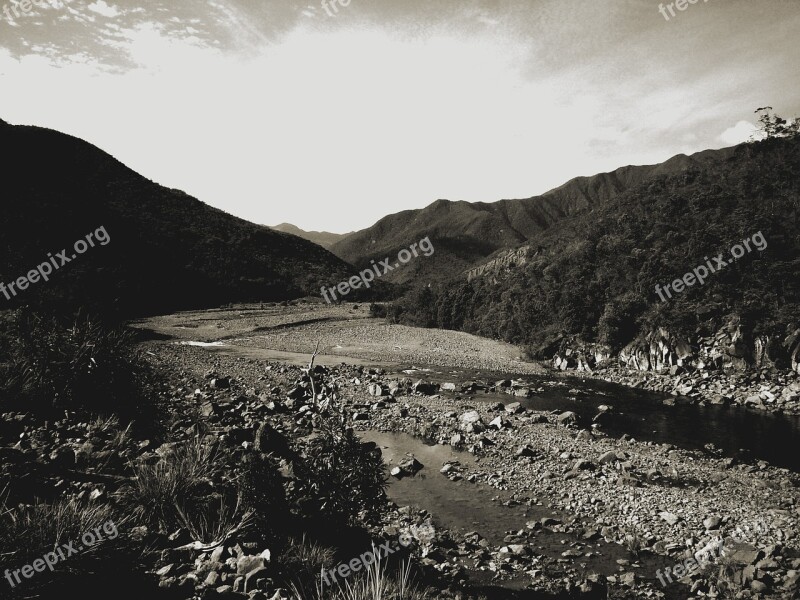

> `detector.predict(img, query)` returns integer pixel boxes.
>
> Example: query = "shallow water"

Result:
[392,364,800,472]
[361,431,683,597]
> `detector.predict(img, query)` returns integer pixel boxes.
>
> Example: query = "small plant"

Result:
[290,550,429,600]
[239,451,291,542]
[279,535,337,594]
[123,436,219,532]
[624,530,645,559]
[707,552,744,599]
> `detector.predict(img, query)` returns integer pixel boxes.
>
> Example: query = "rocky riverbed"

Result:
[565,363,800,415]
[141,335,800,600]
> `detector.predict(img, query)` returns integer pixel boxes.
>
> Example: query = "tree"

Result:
[752,107,800,140]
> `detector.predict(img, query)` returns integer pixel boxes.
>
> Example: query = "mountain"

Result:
[269,223,350,250]
[0,119,364,318]
[329,147,736,284]
[392,136,800,366]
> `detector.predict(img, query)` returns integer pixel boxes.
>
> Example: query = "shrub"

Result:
[5,310,154,422]
[294,405,387,527]
[368,303,387,319]
[239,451,291,543]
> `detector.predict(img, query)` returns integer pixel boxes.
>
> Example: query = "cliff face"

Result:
[466,247,537,282]
[553,317,800,376]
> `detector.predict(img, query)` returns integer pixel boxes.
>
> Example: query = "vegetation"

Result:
[390,135,800,357]
[294,401,388,526]
[0,309,157,423]
[0,122,362,319]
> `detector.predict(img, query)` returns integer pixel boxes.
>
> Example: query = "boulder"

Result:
[557,411,577,426]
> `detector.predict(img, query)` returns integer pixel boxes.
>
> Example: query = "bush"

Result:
[239,452,291,543]
[5,310,154,422]
[294,405,387,527]
[368,303,387,319]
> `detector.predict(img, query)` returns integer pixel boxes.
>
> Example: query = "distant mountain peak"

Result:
[269,223,352,250]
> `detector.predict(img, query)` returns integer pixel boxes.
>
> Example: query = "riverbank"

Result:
[143,335,800,599]
[555,361,800,415]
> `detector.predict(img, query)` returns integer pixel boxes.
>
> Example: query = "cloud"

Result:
[87,1,120,18]
[719,120,759,145]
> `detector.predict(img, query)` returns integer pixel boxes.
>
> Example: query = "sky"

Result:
[1,0,799,233]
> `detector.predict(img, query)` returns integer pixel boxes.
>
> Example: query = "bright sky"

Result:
[1,0,799,233]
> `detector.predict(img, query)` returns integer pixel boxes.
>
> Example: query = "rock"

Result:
[489,415,509,430]
[367,383,386,397]
[460,410,482,424]
[398,457,423,476]
[557,411,577,426]
[516,445,536,458]
[505,544,531,556]
[598,450,619,464]
[703,516,723,530]
[236,555,266,576]
[505,402,524,414]
[441,382,457,392]
[245,566,269,593]
[412,380,438,395]
[210,377,231,389]
[659,512,680,526]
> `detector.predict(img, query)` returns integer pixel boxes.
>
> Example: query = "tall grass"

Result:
[0,495,117,568]
[289,542,428,600]
[124,437,218,533]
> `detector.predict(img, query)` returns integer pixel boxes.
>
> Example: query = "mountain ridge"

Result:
[0,121,363,318]
[329,146,738,283]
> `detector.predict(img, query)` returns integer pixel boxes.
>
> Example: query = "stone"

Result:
[245,566,269,593]
[460,410,482,424]
[489,415,509,430]
[598,450,618,464]
[516,445,536,458]
[367,383,386,397]
[505,402,524,414]
[398,457,423,476]
[236,555,266,576]
[210,377,230,389]
[412,380,438,395]
[557,411,577,426]
[659,512,680,526]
